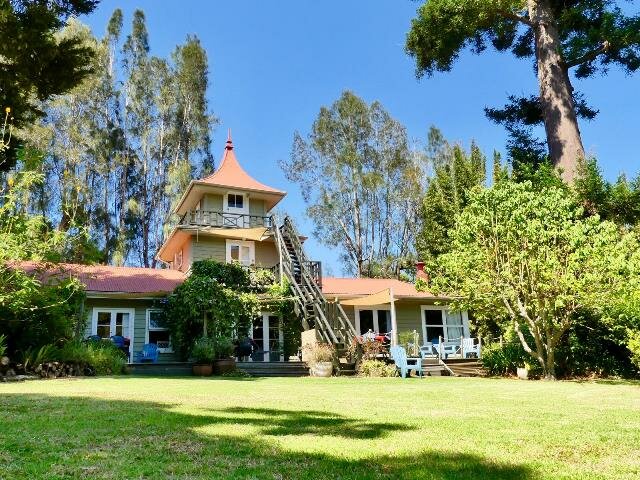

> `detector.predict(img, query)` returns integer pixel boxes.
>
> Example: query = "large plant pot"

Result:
[193,363,213,377]
[312,361,333,377]
[516,367,529,380]
[213,358,236,375]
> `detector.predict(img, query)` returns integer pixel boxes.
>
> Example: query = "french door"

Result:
[92,308,134,357]
[250,313,283,362]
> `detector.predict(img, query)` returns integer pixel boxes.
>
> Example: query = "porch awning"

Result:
[195,227,271,242]
[339,288,392,306]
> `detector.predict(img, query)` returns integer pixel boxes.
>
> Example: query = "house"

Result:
[17,133,471,365]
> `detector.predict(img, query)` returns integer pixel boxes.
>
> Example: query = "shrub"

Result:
[82,341,126,375]
[191,337,215,364]
[360,339,386,360]
[0,334,6,358]
[481,342,530,376]
[358,359,397,377]
[398,331,420,357]
[213,336,235,360]
[22,344,59,371]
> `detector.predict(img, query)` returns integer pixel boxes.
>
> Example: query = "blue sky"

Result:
[83,1,640,275]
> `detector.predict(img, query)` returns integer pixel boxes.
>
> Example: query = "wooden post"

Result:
[461,335,464,359]
[203,311,208,337]
[478,337,482,358]
[438,335,443,358]
[499,335,503,347]
[390,288,398,346]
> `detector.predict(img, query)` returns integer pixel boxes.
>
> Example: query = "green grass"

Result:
[1,376,639,479]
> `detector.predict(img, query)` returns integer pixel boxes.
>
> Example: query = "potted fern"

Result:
[212,336,236,375]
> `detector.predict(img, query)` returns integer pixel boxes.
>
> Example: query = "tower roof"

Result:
[200,131,285,195]
[173,131,286,215]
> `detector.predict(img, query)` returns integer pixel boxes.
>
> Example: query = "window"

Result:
[147,310,172,353]
[356,308,392,335]
[227,193,244,209]
[421,307,468,343]
[226,240,255,266]
[423,309,445,344]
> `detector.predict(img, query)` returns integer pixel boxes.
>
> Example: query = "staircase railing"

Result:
[271,215,356,346]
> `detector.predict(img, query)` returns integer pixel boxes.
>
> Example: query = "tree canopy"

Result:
[406,0,640,182]
[282,91,423,278]
[0,0,98,170]
[432,179,639,379]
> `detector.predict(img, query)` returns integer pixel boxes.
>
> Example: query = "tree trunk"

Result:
[528,0,585,184]
[544,345,556,380]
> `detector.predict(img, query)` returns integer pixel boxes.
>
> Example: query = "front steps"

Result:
[442,358,484,377]
[237,361,309,377]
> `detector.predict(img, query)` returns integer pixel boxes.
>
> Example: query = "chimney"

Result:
[415,261,429,282]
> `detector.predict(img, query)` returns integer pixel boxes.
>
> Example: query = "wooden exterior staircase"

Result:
[272,216,357,348]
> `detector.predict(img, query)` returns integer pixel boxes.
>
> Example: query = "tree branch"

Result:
[498,10,534,27]
[565,41,610,69]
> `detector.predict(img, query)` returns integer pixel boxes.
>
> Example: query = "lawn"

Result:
[1,376,639,479]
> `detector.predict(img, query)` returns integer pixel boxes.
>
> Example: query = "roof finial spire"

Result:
[226,128,233,150]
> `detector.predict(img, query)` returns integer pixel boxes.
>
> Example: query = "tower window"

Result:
[228,193,244,209]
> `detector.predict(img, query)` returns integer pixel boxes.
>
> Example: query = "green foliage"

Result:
[417,127,486,264]
[191,337,215,364]
[481,342,530,376]
[575,159,640,227]
[0,334,6,358]
[19,340,126,375]
[358,359,398,377]
[434,179,639,378]
[398,330,421,357]
[17,9,216,266]
[162,260,260,360]
[0,0,98,169]
[627,330,640,370]
[406,1,640,171]
[282,90,422,277]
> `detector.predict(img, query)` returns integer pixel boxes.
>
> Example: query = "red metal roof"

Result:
[321,277,437,299]
[14,262,185,295]
[200,132,286,195]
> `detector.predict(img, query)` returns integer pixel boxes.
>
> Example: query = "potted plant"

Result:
[212,336,236,375]
[305,342,335,377]
[517,361,531,380]
[191,337,215,376]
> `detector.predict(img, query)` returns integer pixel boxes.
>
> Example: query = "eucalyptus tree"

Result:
[406,1,640,182]
[282,91,422,278]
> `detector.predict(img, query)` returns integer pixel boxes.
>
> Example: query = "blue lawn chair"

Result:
[390,346,424,378]
[110,335,125,347]
[135,343,159,363]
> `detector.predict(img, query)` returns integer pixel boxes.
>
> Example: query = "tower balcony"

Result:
[179,210,273,229]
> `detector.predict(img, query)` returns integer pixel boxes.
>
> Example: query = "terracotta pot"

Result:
[516,367,529,380]
[192,363,213,377]
[312,361,333,377]
[213,358,236,375]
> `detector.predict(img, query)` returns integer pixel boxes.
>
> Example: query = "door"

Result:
[92,309,134,359]
[250,313,283,362]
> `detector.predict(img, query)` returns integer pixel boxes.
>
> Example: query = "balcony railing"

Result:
[179,210,273,229]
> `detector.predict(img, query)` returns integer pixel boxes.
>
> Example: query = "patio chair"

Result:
[110,335,125,347]
[390,346,424,378]
[419,343,436,358]
[135,343,159,363]
[462,338,481,358]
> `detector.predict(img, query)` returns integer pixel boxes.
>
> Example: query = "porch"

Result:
[179,210,273,229]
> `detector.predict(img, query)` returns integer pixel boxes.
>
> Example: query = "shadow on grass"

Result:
[0,393,539,480]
